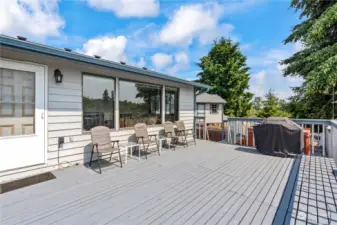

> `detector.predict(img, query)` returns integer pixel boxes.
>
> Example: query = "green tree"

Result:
[197,38,253,117]
[253,97,263,111]
[102,89,110,102]
[257,89,291,118]
[282,0,337,119]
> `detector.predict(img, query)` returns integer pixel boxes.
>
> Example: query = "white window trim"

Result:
[210,104,218,114]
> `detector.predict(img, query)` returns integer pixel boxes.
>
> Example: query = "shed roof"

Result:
[196,93,227,104]
[0,35,211,89]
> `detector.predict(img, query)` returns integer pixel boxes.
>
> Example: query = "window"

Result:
[0,68,35,136]
[165,87,179,122]
[211,104,218,113]
[119,80,161,128]
[83,75,115,131]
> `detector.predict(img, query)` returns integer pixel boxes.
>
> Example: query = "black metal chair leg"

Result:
[146,143,150,158]
[155,137,160,156]
[89,148,94,167]
[118,149,123,168]
[109,152,113,162]
[184,131,188,147]
[142,142,148,159]
[117,142,123,168]
[181,133,186,147]
[96,152,102,174]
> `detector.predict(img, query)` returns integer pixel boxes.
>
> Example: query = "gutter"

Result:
[0,35,211,89]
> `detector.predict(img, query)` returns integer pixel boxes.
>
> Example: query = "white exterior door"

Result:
[0,59,46,172]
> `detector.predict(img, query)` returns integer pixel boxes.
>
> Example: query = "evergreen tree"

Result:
[197,38,253,117]
[282,0,337,119]
[253,97,263,111]
[102,89,110,102]
[257,89,291,118]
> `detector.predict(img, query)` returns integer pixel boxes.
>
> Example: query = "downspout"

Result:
[193,86,196,136]
[221,103,225,142]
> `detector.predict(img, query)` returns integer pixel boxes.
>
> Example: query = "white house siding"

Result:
[0,53,196,183]
[203,104,223,124]
[179,87,194,130]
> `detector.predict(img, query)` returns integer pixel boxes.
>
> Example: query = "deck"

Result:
[1,140,337,225]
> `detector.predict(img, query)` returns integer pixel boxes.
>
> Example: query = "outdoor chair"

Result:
[89,126,123,174]
[175,120,196,147]
[134,123,160,159]
[163,121,179,150]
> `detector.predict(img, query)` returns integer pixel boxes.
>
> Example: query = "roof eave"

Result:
[196,101,227,104]
[0,35,211,89]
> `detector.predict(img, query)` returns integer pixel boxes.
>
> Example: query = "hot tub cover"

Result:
[253,117,303,156]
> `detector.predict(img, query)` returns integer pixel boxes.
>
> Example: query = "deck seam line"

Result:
[249,156,289,225]
[105,157,241,224]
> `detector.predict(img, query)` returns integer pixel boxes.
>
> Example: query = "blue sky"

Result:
[1,0,304,99]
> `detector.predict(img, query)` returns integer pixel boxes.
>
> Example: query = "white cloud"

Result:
[249,70,267,97]
[185,77,197,81]
[77,35,128,62]
[0,0,64,40]
[240,43,252,51]
[136,57,146,68]
[199,23,235,45]
[175,52,189,66]
[151,53,173,69]
[248,42,306,68]
[249,69,298,99]
[222,0,265,15]
[294,41,305,52]
[87,0,159,18]
[159,3,234,46]
[286,76,304,85]
[276,89,295,100]
[247,42,305,99]
[168,51,190,75]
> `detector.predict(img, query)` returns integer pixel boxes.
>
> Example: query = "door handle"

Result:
[41,112,44,119]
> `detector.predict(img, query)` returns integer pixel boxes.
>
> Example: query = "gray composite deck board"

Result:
[1,140,337,225]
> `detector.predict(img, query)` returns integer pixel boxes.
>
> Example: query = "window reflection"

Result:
[165,87,179,122]
[119,81,161,128]
[83,75,115,131]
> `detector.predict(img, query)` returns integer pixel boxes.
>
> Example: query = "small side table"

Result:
[123,142,140,162]
[158,135,174,151]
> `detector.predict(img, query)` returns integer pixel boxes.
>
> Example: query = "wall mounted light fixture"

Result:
[54,69,63,83]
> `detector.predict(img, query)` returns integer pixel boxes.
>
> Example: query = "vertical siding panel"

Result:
[179,87,194,129]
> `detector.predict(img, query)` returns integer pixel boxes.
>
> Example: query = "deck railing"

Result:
[223,118,337,162]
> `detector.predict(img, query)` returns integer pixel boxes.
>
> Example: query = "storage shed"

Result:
[196,93,227,124]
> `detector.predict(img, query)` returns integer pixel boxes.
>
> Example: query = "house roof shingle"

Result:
[196,93,227,104]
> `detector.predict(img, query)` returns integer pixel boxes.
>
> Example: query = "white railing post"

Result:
[228,121,231,144]
[240,121,243,146]
[323,124,326,157]
[234,121,237,145]
[246,122,249,146]
[311,124,315,154]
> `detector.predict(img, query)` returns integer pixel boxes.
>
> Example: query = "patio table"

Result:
[122,142,140,163]
[158,135,174,151]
